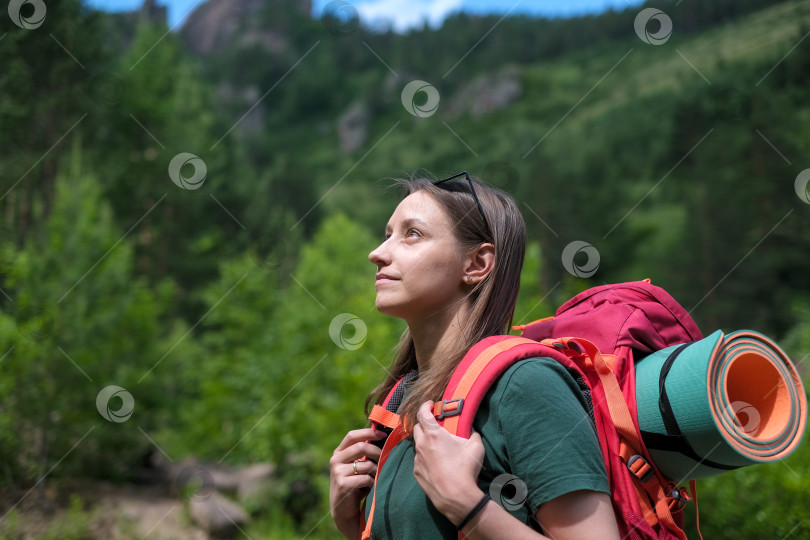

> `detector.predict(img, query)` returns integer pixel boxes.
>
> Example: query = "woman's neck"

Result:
[408,305,469,372]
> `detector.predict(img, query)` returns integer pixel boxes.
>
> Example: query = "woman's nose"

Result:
[369,239,390,267]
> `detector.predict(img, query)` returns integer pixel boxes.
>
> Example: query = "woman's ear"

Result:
[463,243,495,283]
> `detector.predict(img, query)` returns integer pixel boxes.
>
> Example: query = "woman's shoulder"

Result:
[489,356,583,396]
[473,356,609,509]
[479,356,591,420]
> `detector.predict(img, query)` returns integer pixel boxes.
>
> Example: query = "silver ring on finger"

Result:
[352,460,359,475]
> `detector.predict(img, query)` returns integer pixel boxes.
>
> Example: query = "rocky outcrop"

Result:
[188,491,250,538]
[140,0,167,25]
[337,101,371,153]
[166,458,276,500]
[130,456,276,537]
[445,65,523,118]
[179,0,312,56]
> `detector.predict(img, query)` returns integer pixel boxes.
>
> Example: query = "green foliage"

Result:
[0,495,100,540]
[0,0,110,244]
[150,213,403,536]
[3,0,810,537]
[0,508,22,539]
[246,213,403,463]
[683,438,810,538]
[162,213,403,465]
[156,250,286,461]
[513,241,552,327]
[0,159,195,483]
[90,19,225,321]
[40,495,95,540]
[782,301,810,369]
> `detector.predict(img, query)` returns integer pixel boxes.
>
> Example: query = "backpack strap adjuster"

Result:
[627,454,654,482]
[433,398,464,420]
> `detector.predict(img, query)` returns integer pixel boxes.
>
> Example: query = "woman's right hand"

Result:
[329,427,386,539]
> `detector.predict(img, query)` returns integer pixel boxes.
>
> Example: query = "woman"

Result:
[329,173,620,539]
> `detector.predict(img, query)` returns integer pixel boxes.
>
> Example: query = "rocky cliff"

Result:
[179,0,312,56]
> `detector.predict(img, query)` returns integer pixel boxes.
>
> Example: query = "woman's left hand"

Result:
[413,400,486,525]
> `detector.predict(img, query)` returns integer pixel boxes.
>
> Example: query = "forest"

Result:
[1,0,809,537]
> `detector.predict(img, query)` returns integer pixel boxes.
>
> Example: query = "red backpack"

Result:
[362,279,703,540]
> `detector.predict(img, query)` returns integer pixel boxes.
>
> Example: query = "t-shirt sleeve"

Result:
[487,357,610,515]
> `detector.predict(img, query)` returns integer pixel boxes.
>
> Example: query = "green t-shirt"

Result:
[365,357,610,538]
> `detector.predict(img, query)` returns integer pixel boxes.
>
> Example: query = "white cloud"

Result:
[354,0,464,32]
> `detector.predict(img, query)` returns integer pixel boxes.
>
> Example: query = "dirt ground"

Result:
[1,480,208,539]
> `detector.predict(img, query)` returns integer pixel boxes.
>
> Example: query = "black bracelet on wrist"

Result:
[456,493,491,531]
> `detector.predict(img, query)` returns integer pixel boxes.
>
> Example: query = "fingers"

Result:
[331,427,387,480]
[330,459,376,507]
[332,440,382,468]
[336,427,387,451]
[329,426,389,531]
[415,400,445,446]
[346,459,377,478]
[416,400,437,429]
[467,431,486,467]
[330,442,380,498]
[334,428,386,460]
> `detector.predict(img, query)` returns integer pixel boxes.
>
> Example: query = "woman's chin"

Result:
[374,298,406,318]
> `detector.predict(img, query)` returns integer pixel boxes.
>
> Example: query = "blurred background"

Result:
[1,0,809,537]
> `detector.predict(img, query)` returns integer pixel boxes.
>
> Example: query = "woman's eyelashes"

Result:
[381,228,422,242]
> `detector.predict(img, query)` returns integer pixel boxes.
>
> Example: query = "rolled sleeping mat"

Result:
[635,329,807,481]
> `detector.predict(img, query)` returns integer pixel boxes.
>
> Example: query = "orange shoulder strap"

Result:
[360,424,408,540]
[369,405,400,430]
[575,337,686,540]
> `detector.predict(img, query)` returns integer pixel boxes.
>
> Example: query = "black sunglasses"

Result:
[433,171,490,233]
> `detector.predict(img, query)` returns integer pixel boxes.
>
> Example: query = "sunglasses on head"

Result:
[433,171,490,233]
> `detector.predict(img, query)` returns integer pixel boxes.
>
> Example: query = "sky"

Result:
[86,0,644,31]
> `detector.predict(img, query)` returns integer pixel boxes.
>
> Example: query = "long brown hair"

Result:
[365,174,526,430]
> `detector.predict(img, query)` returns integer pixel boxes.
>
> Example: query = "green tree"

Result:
[0,0,109,243]
[0,152,196,487]
[166,213,401,465]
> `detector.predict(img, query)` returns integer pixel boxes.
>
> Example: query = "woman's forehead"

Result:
[387,191,451,228]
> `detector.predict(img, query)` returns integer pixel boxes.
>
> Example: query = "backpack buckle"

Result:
[434,398,464,420]
[627,454,654,482]
[666,485,690,513]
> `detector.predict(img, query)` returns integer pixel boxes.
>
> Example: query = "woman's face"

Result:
[368,190,470,322]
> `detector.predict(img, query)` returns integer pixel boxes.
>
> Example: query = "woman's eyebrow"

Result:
[385,217,429,233]
[400,217,429,229]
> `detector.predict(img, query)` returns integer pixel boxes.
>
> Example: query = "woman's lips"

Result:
[375,274,398,286]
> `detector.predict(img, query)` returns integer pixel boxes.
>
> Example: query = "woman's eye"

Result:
[380,229,420,242]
